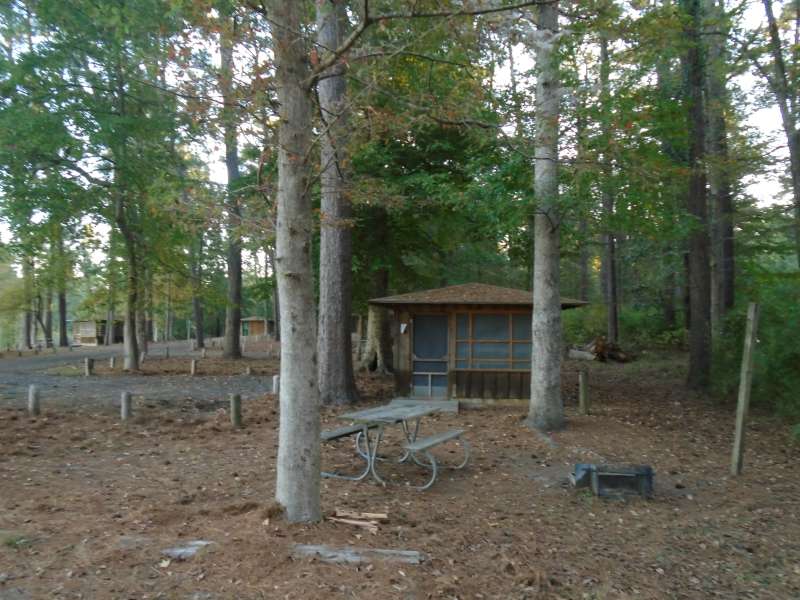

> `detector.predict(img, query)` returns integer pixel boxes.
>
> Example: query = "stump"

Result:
[190,359,198,376]
[109,356,116,369]
[272,375,280,395]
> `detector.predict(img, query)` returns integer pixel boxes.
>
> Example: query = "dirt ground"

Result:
[1,352,798,599]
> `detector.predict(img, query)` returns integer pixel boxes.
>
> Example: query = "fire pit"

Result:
[571,464,654,498]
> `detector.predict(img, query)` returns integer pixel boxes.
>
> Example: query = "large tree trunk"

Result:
[527,0,563,432]
[317,0,359,406]
[600,35,620,343]
[269,0,321,523]
[706,0,735,331]
[221,11,242,359]
[684,0,712,389]
[360,303,390,374]
[763,0,800,266]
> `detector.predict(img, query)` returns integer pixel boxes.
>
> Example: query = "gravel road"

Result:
[0,341,275,410]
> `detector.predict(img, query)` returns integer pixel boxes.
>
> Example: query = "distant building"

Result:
[240,316,275,338]
[72,319,124,346]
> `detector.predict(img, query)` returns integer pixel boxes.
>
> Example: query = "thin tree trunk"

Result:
[600,36,620,343]
[44,287,52,347]
[122,234,140,371]
[269,0,321,523]
[221,11,242,359]
[527,0,564,432]
[706,0,735,331]
[56,228,69,347]
[22,256,33,349]
[192,236,205,348]
[684,0,712,389]
[317,0,359,406]
[266,246,280,341]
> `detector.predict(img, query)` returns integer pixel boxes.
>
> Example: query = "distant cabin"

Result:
[369,283,586,402]
[72,319,124,346]
[240,316,274,338]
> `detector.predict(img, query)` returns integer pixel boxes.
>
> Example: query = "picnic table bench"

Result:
[321,401,470,490]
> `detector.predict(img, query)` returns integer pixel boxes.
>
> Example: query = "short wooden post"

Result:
[272,375,280,395]
[244,366,252,376]
[190,340,197,352]
[27,385,40,416]
[190,359,197,376]
[109,356,116,369]
[84,357,94,376]
[120,391,132,421]
[230,394,242,428]
[579,370,589,415]
[165,347,170,359]
[139,351,146,364]
[201,347,207,359]
[731,302,760,476]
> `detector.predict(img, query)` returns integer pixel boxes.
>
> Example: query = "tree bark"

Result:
[21,256,33,349]
[317,0,359,406]
[121,233,140,371]
[360,303,390,374]
[763,0,800,266]
[600,35,620,343]
[527,0,564,432]
[269,0,321,523]
[55,228,69,347]
[706,0,735,331]
[684,0,712,389]
[221,11,242,359]
[192,236,205,348]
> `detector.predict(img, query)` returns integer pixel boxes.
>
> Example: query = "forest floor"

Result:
[0,350,798,599]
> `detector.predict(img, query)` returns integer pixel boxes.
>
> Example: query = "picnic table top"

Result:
[338,402,442,424]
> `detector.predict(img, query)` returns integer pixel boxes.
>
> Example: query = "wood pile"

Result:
[568,337,633,363]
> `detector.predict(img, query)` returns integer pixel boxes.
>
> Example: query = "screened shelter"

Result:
[369,283,586,401]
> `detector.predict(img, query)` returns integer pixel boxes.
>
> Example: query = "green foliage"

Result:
[713,271,800,419]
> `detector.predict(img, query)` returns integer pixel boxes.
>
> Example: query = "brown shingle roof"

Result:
[369,283,587,309]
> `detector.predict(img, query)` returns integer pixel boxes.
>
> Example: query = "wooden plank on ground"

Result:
[293,544,426,565]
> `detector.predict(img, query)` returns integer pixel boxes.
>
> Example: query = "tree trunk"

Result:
[267,246,280,341]
[192,236,205,348]
[21,257,33,349]
[684,0,712,389]
[706,0,735,331]
[56,229,68,347]
[269,0,321,523]
[527,0,564,432]
[122,235,140,371]
[763,0,800,266]
[360,303,390,374]
[44,287,52,347]
[221,11,242,359]
[600,35,620,343]
[317,0,359,406]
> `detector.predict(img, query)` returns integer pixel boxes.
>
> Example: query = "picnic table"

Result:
[322,401,469,490]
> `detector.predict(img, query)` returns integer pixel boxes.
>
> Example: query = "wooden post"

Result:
[84,357,94,376]
[139,351,146,364]
[272,375,280,395]
[230,394,242,428]
[190,359,197,376]
[120,391,132,421]
[165,347,170,359]
[109,356,116,369]
[579,370,589,415]
[245,366,252,376]
[27,385,40,416]
[731,302,760,476]
[201,347,207,359]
